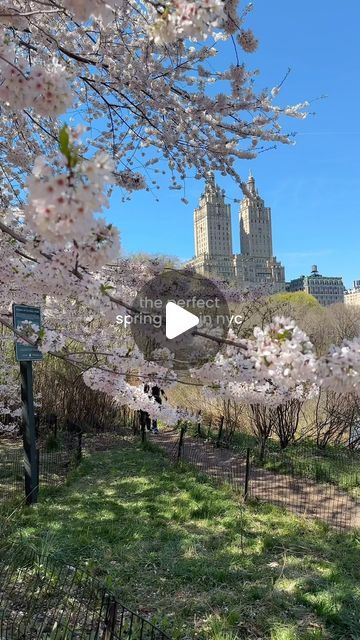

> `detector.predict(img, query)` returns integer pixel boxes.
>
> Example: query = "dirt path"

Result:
[154,429,360,531]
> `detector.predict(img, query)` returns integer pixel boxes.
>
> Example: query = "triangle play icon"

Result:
[165,302,199,340]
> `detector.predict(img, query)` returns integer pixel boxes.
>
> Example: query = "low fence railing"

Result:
[0,432,82,506]
[192,416,360,493]
[0,545,170,639]
[160,426,360,531]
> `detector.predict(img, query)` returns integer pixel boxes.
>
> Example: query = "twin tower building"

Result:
[188,173,286,292]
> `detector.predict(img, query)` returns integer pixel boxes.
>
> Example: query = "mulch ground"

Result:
[153,429,360,532]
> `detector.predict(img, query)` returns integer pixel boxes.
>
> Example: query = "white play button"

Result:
[165,302,199,340]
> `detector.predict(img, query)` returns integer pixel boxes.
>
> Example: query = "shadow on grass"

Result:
[2,442,359,640]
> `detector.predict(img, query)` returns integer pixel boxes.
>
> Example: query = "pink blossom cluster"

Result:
[38,329,67,354]
[25,146,120,267]
[61,0,116,23]
[116,170,146,192]
[0,359,21,433]
[319,339,360,393]
[4,239,360,419]
[192,318,327,409]
[250,317,317,389]
[237,29,258,53]
[82,367,194,426]
[148,0,226,45]
[0,31,72,116]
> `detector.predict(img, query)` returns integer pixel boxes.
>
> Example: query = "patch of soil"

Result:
[83,430,135,453]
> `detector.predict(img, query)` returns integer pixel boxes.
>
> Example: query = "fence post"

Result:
[216,416,224,448]
[35,412,40,439]
[102,594,117,640]
[196,410,202,437]
[36,448,40,492]
[244,448,250,502]
[177,425,186,462]
[76,431,82,464]
[20,361,38,504]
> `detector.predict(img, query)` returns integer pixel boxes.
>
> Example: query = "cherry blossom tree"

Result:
[0,1,360,434]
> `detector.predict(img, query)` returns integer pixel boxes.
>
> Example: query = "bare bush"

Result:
[271,399,302,449]
[35,357,123,432]
[247,404,274,461]
[222,399,244,443]
[305,390,360,449]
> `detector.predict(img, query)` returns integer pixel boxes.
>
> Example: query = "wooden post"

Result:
[216,415,224,448]
[244,448,250,502]
[20,361,39,504]
[177,425,186,462]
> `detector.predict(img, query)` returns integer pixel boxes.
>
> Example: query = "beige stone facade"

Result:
[192,175,235,281]
[345,281,360,306]
[188,174,285,291]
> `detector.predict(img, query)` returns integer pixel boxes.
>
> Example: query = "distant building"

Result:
[188,173,285,291]
[191,174,235,281]
[287,265,344,306]
[345,281,360,306]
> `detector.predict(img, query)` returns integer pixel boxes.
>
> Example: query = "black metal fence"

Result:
[194,416,360,493]
[0,433,82,506]
[159,427,360,531]
[256,444,360,492]
[0,545,170,639]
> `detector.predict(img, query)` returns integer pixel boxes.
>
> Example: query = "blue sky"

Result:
[105,0,360,288]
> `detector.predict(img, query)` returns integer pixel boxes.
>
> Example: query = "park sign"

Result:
[12,304,43,362]
[349,423,360,450]
[12,304,43,504]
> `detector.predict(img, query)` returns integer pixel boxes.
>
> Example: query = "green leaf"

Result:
[58,125,79,168]
[100,283,115,293]
[59,125,71,159]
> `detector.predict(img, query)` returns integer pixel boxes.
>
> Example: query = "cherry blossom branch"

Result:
[0,9,61,17]
[192,329,248,350]
[0,222,246,351]
[0,220,27,244]
[0,317,205,390]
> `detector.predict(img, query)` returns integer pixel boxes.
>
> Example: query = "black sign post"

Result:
[20,361,38,503]
[12,304,43,505]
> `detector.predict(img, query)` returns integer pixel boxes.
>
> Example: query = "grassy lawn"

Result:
[260,446,360,497]
[1,439,360,640]
[193,426,360,497]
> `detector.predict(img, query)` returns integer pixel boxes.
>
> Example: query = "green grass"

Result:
[1,441,360,640]
[193,426,360,496]
[261,447,360,497]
